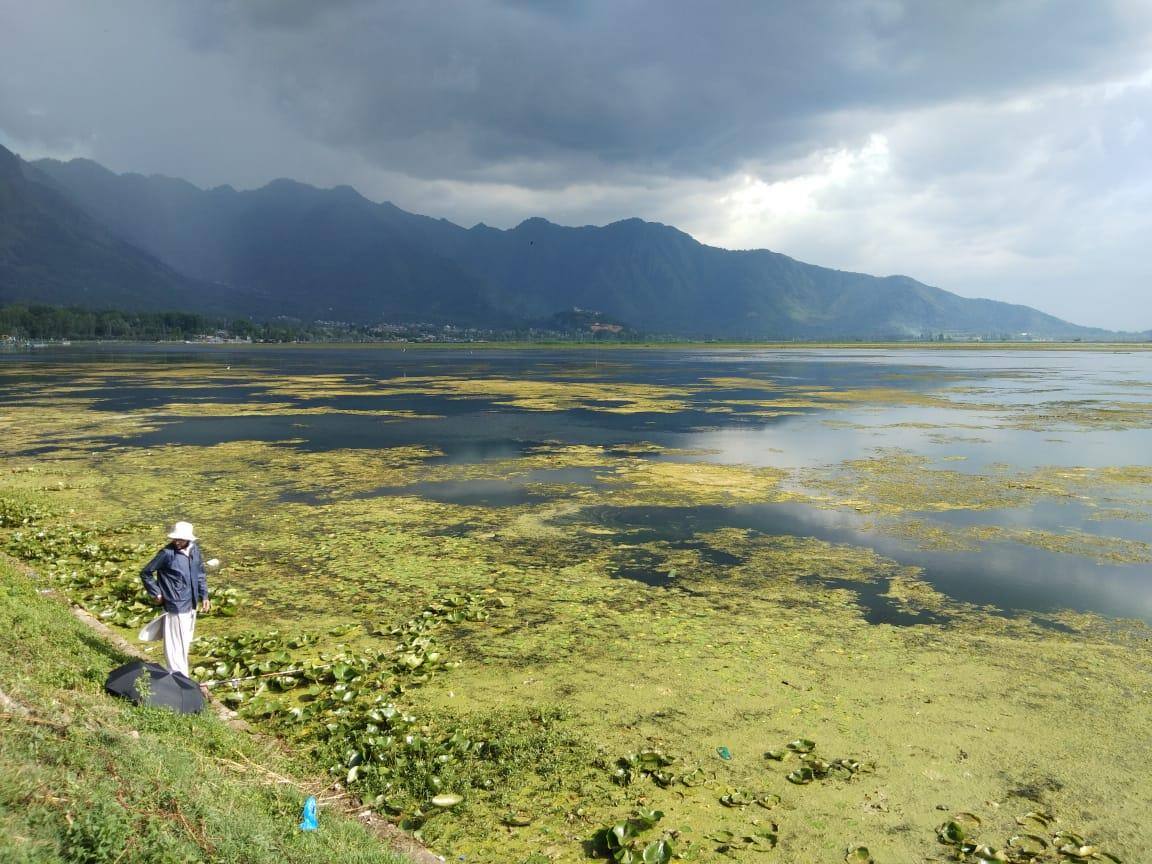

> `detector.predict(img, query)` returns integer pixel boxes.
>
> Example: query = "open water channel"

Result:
[4,343,1150,622]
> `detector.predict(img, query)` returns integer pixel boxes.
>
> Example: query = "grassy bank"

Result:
[0,555,412,864]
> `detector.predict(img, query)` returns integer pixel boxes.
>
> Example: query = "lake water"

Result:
[4,343,1151,622]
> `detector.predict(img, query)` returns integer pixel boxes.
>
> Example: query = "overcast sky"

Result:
[2,1,1152,329]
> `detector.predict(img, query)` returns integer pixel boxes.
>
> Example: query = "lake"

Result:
[4,343,1150,621]
[2,343,1150,862]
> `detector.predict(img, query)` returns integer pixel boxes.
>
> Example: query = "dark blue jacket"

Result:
[140,543,208,613]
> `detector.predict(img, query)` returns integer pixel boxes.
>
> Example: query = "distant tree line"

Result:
[0,303,651,343]
[0,304,324,342]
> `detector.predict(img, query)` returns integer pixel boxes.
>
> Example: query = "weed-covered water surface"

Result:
[1,344,1150,862]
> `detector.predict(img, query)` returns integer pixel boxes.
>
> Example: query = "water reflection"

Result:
[3,344,1150,621]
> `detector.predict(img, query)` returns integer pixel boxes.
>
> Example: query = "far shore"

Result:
[6,338,1152,352]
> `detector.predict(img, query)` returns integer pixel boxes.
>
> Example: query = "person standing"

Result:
[140,521,211,677]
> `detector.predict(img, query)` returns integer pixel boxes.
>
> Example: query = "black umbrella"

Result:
[105,661,204,714]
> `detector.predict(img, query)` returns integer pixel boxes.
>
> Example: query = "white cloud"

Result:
[705,134,892,250]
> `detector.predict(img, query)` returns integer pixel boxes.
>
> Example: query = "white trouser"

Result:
[163,610,197,677]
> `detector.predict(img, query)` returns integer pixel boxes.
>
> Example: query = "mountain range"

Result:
[0,143,1130,339]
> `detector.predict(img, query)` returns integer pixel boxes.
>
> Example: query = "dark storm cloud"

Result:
[180,0,1150,185]
[3,0,1152,328]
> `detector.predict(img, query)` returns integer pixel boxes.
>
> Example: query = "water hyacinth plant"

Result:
[935,809,1122,863]
[591,809,677,864]
[762,738,868,785]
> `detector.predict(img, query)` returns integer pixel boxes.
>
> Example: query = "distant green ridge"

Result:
[5,145,1138,339]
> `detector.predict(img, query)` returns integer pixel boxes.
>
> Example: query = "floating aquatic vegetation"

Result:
[602,460,794,507]
[706,827,779,856]
[719,789,780,810]
[0,493,52,528]
[0,510,239,627]
[186,593,603,826]
[763,739,866,786]
[935,810,1122,863]
[966,526,1152,565]
[800,450,1071,515]
[372,375,701,414]
[4,353,1152,862]
[612,749,679,787]
[591,810,677,864]
[1003,400,1152,431]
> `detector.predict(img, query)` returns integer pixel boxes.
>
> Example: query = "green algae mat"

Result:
[1,345,1150,863]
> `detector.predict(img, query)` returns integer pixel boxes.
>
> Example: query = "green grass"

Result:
[0,557,412,864]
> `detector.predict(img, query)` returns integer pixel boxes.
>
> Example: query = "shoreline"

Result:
[0,551,437,863]
[5,339,1152,352]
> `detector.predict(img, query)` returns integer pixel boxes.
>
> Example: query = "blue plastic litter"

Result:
[300,795,319,831]
[716,745,732,760]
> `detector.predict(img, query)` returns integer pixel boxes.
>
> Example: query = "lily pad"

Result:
[786,738,816,754]
[1006,833,1049,855]
[640,838,675,864]
[786,766,815,785]
[1014,810,1053,831]
[720,789,754,808]
[937,820,968,845]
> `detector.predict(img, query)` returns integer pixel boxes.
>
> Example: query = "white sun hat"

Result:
[167,521,198,541]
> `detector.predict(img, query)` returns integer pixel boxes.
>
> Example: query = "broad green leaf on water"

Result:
[430,793,463,808]
[641,838,674,864]
[1007,834,1048,854]
[786,766,814,784]
[802,756,831,775]
[1015,810,1052,830]
[830,758,863,777]
[608,823,633,848]
[636,750,674,770]
[679,767,706,787]
[953,811,982,829]
[786,738,816,753]
[845,846,873,863]
[651,770,676,788]
[937,821,966,845]
[1053,831,1087,847]
[501,811,533,827]
[763,748,788,761]
[755,793,782,809]
[748,829,778,849]
[632,809,663,830]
